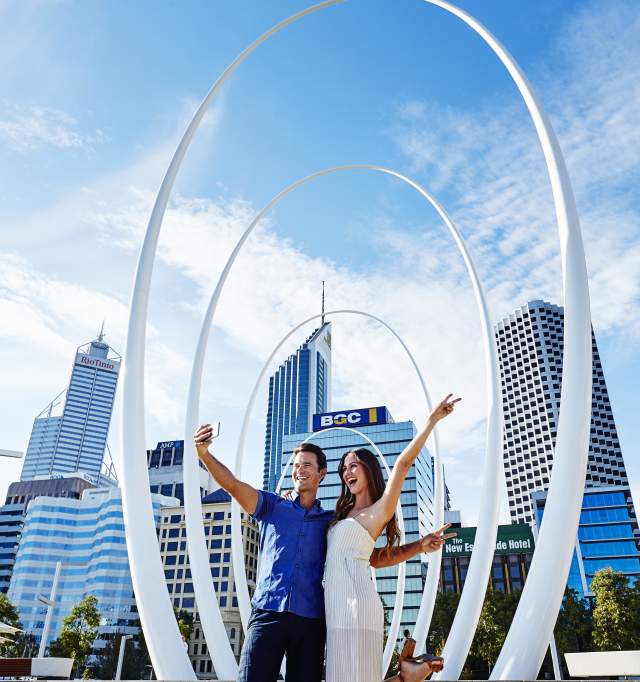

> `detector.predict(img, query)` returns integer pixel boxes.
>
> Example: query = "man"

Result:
[194,424,449,682]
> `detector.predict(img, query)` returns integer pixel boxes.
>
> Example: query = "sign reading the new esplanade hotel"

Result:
[445,524,535,558]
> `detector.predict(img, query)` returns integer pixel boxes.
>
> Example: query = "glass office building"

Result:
[0,503,23,595]
[147,439,212,504]
[21,333,121,482]
[263,322,332,491]
[0,475,98,595]
[282,407,435,633]
[533,485,640,598]
[8,487,176,653]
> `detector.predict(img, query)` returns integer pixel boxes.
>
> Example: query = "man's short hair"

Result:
[293,442,327,471]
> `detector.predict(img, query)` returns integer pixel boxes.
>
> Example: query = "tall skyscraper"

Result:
[495,300,631,525]
[263,322,332,491]
[21,332,121,482]
[281,406,435,635]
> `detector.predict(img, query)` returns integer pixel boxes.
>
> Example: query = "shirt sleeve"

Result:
[251,489,279,522]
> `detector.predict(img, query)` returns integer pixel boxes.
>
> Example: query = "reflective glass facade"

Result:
[282,419,434,634]
[263,323,332,491]
[534,486,640,598]
[8,487,175,652]
[21,338,120,482]
[0,503,22,594]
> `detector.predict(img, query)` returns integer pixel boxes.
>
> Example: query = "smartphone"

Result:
[209,422,221,440]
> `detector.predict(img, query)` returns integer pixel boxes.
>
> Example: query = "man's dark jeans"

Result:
[237,608,326,682]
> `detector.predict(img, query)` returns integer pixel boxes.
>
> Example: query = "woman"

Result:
[324,394,460,682]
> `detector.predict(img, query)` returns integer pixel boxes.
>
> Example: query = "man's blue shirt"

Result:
[251,489,334,620]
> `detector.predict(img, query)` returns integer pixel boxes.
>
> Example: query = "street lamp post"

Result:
[115,634,133,680]
[37,561,62,658]
[0,450,23,458]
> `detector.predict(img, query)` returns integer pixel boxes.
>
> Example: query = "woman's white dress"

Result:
[324,517,384,682]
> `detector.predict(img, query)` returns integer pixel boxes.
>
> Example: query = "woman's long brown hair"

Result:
[331,447,400,554]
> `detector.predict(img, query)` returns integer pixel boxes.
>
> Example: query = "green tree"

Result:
[426,590,460,656]
[555,588,593,654]
[470,590,507,675]
[174,608,194,642]
[591,568,638,650]
[0,593,23,657]
[93,631,150,680]
[48,595,100,674]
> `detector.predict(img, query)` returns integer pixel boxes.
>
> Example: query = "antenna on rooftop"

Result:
[97,320,105,343]
[321,281,325,325]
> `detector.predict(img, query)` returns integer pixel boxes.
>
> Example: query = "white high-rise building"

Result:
[495,300,630,525]
[21,332,120,482]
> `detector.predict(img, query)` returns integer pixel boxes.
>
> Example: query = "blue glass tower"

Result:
[21,333,120,482]
[281,408,435,634]
[533,486,640,598]
[263,322,332,491]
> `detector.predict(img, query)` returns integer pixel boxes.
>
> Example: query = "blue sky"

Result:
[1,0,638,524]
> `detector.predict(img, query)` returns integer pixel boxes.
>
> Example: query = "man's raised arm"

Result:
[194,424,259,515]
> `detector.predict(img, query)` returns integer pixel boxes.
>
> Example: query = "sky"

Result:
[0,0,638,525]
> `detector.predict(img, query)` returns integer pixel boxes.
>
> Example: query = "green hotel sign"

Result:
[444,524,534,558]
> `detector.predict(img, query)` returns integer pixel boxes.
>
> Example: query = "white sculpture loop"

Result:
[120,1,590,680]
[185,164,500,675]
[422,3,591,680]
[277,425,406,678]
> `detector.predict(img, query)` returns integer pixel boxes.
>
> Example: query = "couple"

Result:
[194,394,460,682]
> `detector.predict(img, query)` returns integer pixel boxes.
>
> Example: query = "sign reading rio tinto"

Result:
[312,406,390,432]
[75,353,120,373]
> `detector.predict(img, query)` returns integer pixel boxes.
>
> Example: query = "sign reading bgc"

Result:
[444,524,535,557]
[312,406,390,432]
[75,353,120,374]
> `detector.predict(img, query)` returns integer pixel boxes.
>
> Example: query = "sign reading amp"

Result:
[312,406,389,432]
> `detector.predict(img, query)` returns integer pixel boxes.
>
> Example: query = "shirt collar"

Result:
[293,493,322,512]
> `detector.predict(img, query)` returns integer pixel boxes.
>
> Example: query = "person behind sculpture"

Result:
[193,394,457,682]
[324,393,460,682]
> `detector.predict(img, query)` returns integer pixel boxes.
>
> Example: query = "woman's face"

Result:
[341,452,369,498]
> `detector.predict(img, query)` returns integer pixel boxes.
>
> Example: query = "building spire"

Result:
[321,281,325,325]
[97,320,105,343]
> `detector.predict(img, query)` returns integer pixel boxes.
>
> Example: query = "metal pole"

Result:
[550,632,564,680]
[37,561,61,658]
[115,634,132,680]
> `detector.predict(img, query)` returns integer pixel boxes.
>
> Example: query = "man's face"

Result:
[292,450,325,496]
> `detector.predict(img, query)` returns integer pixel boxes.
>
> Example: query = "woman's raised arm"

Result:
[375,394,460,527]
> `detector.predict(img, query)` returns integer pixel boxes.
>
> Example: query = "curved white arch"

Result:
[121,1,590,679]
[186,164,501,672]
[421,3,592,680]
[276,424,406,677]
[120,2,343,679]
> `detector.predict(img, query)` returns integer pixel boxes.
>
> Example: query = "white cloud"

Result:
[390,1,640,342]
[0,100,103,152]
